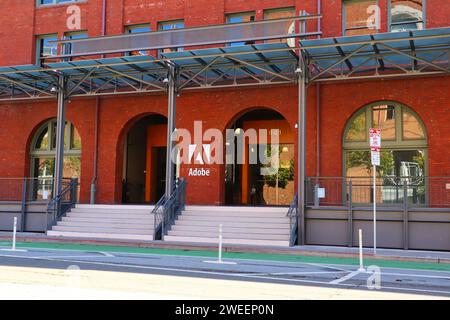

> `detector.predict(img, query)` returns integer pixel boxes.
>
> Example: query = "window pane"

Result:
[226,12,256,46]
[33,157,55,200]
[35,126,50,150]
[264,8,295,44]
[71,125,82,149]
[373,105,396,140]
[403,109,425,140]
[158,20,184,53]
[125,24,151,56]
[40,36,58,57]
[344,0,378,35]
[346,112,366,141]
[346,150,371,177]
[391,0,424,32]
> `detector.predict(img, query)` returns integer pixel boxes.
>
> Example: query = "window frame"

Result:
[157,20,185,54]
[36,33,59,65]
[388,0,426,32]
[36,0,84,7]
[124,23,152,56]
[343,101,428,175]
[342,0,380,36]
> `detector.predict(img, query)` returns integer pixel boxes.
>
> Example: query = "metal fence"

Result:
[0,178,76,202]
[306,177,450,209]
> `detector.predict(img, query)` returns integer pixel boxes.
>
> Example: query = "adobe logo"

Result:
[188,144,211,177]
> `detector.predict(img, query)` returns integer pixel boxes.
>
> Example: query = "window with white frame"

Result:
[390,0,425,32]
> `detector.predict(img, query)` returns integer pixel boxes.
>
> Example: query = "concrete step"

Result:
[183,211,286,218]
[58,220,155,228]
[185,206,287,213]
[171,225,290,235]
[167,230,288,240]
[70,209,153,215]
[67,212,153,219]
[61,216,154,224]
[75,204,155,210]
[169,220,289,229]
[52,225,154,234]
[164,235,289,247]
[177,215,289,224]
[47,230,154,241]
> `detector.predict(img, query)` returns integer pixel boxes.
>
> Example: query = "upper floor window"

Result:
[343,0,379,36]
[125,24,151,56]
[264,7,296,44]
[62,31,88,58]
[226,12,256,46]
[158,20,184,54]
[38,0,83,6]
[390,0,425,32]
[36,34,58,65]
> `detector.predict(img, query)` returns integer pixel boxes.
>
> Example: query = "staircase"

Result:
[164,206,291,247]
[47,204,155,241]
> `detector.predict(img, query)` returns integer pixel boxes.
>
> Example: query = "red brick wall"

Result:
[1,1,449,66]
[0,1,448,205]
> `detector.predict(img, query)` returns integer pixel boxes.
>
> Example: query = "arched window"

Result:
[30,120,82,200]
[343,102,427,204]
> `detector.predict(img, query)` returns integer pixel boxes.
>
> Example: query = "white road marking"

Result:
[99,252,115,257]
[0,253,449,296]
[329,271,364,285]
[238,271,343,276]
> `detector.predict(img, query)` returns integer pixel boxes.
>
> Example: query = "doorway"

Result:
[225,109,295,206]
[122,114,167,204]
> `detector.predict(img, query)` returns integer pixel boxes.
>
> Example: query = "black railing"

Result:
[46,178,79,230]
[287,193,298,247]
[305,177,450,209]
[152,178,187,240]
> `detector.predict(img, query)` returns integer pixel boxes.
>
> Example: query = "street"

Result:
[0,245,449,299]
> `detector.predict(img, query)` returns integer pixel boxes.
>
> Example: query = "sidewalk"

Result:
[0,231,449,268]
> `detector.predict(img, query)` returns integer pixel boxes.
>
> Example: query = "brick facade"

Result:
[0,0,448,205]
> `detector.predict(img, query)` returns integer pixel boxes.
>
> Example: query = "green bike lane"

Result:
[1,240,450,272]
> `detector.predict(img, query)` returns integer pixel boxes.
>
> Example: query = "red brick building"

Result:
[0,0,449,249]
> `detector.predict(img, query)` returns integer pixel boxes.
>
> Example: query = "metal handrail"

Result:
[46,178,78,230]
[152,178,187,240]
[287,193,298,247]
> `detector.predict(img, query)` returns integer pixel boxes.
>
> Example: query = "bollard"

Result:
[358,229,366,272]
[203,223,236,265]
[218,224,223,263]
[12,217,17,251]
[0,217,26,252]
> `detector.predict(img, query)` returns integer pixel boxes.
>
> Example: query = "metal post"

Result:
[373,165,377,255]
[297,53,307,246]
[218,224,223,263]
[358,229,365,272]
[20,178,27,232]
[54,75,67,201]
[403,182,409,250]
[348,179,353,247]
[12,217,17,251]
[165,64,177,198]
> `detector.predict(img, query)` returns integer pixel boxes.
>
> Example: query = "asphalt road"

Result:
[0,245,449,299]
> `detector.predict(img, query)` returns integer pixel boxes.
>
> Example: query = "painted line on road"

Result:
[1,253,449,297]
[238,271,343,276]
[329,271,363,285]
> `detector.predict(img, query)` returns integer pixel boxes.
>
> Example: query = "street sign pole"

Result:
[370,129,381,256]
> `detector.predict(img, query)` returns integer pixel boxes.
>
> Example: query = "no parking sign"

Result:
[370,129,381,166]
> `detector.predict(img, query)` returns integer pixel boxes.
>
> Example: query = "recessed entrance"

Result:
[122,114,167,204]
[225,109,295,206]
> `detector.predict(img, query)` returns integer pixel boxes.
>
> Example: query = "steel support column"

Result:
[54,75,67,198]
[297,55,307,246]
[165,64,177,198]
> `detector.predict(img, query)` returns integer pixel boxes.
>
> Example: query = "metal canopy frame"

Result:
[300,28,450,83]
